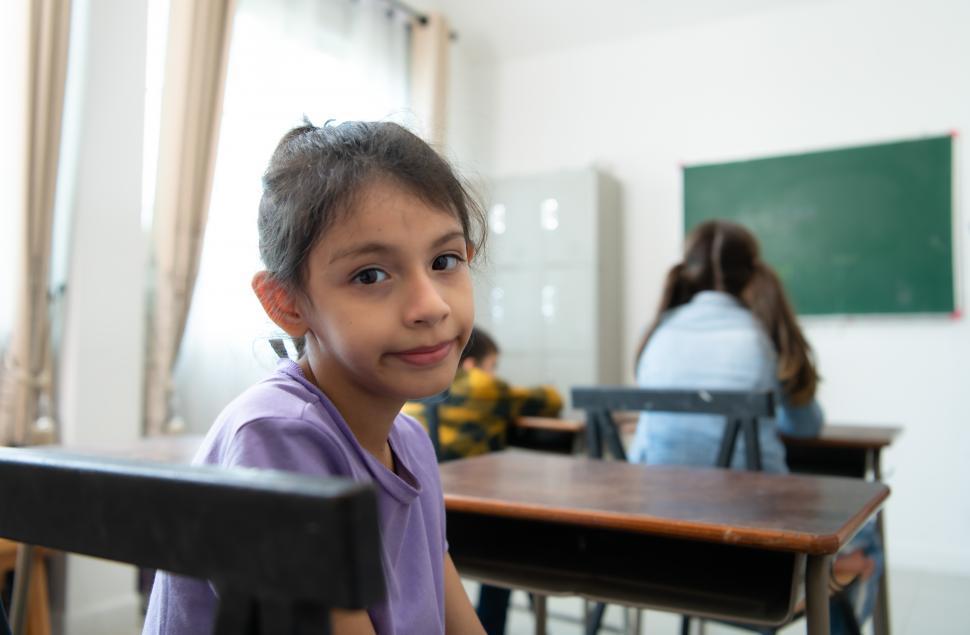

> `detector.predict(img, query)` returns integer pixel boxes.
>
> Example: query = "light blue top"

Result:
[628,291,823,472]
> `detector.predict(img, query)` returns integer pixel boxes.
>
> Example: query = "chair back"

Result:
[0,447,384,635]
[570,387,775,470]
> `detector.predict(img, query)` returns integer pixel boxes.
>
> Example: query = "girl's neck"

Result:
[298,356,400,471]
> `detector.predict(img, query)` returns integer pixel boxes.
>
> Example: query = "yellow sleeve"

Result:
[461,368,509,402]
[507,384,564,418]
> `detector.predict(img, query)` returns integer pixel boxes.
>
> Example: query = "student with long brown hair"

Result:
[628,219,822,470]
[629,219,881,634]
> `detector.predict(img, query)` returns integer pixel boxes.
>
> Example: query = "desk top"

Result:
[780,424,901,450]
[40,434,204,464]
[440,451,888,555]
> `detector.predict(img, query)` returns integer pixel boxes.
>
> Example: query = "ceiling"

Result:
[420,0,819,60]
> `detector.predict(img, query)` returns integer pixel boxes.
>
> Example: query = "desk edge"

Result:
[444,485,890,556]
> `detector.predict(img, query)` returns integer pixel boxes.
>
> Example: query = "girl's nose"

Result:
[404,273,451,327]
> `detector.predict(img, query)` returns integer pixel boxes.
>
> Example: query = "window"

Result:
[0,2,28,346]
[171,0,412,431]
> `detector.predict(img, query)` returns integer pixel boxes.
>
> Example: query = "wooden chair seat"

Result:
[0,539,51,635]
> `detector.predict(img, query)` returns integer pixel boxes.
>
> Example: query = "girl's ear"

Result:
[465,240,476,263]
[252,271,308,337]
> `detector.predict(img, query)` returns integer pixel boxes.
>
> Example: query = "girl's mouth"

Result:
[390,340,454,366]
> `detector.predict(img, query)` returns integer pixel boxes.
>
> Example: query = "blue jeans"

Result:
[832,520,884,635]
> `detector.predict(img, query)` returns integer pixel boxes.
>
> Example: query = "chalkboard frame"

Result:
[683,135,956,316]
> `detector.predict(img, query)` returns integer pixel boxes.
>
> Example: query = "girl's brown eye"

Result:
[354,268,387,285]
[432,254,460,271]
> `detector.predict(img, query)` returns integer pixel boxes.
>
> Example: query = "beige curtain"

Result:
[410,12,451,148]
[0,0,72,447]
[144,0,236,436]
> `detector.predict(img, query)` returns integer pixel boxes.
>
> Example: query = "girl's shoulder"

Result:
[395,410,436,446]
[195,360,347,473]
[217,360,327,429]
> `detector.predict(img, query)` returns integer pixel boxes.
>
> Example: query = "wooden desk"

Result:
[40,434,205,465]
[782,424,901,635]
[441,451,889,635]
[782,424,900,480]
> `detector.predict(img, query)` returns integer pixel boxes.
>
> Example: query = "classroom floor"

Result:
[469,565,970,635]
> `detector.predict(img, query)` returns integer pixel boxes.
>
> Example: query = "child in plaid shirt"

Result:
[403,327,562,462]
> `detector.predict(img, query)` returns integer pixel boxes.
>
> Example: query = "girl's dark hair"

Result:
[257,119,487,295]
[460,327,499,365]
[634,219,819,405]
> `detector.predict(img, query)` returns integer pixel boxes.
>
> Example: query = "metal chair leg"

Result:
[586,601,607,635]
[873,509,891,635]
[625,607,642,635]
[9,544,33,635]
[533,594,546,635]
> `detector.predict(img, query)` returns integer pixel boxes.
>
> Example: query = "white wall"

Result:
[455,0,970,575]
[444,40,497,188]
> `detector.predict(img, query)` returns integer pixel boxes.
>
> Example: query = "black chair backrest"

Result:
[0,448,385,635]
[570,387,775,470]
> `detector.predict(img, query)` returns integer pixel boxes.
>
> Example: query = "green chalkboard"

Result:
[684,136,954,315]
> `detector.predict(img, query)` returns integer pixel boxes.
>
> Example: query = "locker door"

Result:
[538,267,595,353]
[534,171,597,266]
[487,180,540,268]
[484,270,542,354]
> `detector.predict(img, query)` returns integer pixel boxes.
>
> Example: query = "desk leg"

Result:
[806,554,831,635]
[625,606,641,635]
[872,450,891,635]
[533,594,547,635]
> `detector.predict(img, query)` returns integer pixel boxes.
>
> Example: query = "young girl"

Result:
[629,219,881,633]
[143,121,488,635]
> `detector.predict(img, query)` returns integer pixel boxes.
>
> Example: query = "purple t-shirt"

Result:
[142,359,447,635]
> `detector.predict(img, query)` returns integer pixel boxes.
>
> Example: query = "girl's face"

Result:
[297,177,475,406]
